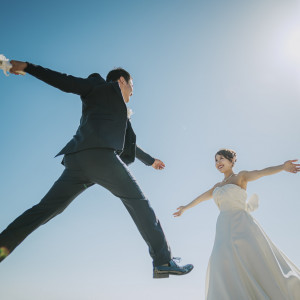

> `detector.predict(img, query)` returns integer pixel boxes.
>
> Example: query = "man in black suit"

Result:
[0,60,193,278]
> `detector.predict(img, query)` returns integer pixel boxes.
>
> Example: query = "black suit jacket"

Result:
[24,63,155,166]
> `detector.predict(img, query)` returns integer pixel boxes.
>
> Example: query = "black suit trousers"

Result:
[0,149,171,266]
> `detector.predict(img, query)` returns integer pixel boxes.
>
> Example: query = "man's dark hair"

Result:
[106,68,131,83]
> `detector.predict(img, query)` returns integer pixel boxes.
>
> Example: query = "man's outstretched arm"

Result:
[10,60,104,97]
[136,146,165,170]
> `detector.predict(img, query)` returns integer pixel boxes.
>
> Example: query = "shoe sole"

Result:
[153,266,194,279]
[153,272,170,279]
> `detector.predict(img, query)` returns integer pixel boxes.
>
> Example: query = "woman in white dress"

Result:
[174,149,300,300]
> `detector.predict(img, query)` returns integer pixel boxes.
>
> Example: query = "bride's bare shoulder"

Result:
[236,172,248,188]
[236,171,249,179]
[237,170,248,175]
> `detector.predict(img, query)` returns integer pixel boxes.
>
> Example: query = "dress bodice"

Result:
[213,184,258,212]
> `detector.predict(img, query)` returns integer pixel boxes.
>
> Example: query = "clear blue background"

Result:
[1,0,299,299]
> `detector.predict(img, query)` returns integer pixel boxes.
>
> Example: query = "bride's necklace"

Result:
[223,173,235,183]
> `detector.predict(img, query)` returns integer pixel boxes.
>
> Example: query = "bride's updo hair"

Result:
[215,149,237,166]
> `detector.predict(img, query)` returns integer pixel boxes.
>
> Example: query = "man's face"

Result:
[118,77,133,103]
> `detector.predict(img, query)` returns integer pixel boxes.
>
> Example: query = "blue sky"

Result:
[1,0,300,299]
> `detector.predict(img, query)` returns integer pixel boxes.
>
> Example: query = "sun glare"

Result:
[284,26,300,64]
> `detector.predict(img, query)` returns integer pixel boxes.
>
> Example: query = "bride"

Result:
[174,149,300,300]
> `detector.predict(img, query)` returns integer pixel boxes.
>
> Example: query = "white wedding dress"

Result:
[205,184,300,300]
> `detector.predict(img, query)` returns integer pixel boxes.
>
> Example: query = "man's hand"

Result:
[9,60,27,75]
[152,159,165,170]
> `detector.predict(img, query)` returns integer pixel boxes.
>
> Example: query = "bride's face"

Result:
[215,154,233,173]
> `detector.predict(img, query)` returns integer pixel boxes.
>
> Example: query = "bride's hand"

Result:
[283,160,300,174]
[173,206,186,217]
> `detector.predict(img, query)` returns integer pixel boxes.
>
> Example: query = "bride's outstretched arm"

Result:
[173,187,215,217]
[241,159,300,183]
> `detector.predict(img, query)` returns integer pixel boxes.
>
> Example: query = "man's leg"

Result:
[74,148,172,266]
[0,154,92,262]
[76,149,193,277]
